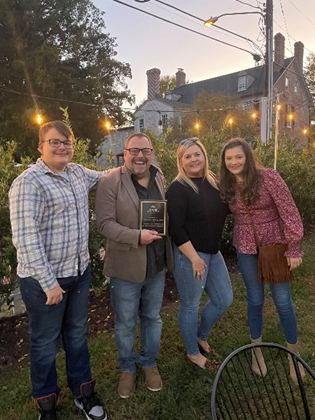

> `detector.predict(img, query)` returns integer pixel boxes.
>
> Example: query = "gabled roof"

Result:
[169,58,295,105]
[136,96,190,111]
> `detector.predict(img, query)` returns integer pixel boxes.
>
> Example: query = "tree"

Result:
[0,0,134,158]
[163,92,260,143]
[160,75,176,98]
[304,52,315,143]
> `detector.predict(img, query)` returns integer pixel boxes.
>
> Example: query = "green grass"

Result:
[1,233,315,420]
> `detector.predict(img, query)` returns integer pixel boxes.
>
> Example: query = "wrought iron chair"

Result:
[211,343,315,419]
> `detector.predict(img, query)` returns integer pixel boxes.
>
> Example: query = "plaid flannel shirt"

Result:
[9,158,108,291]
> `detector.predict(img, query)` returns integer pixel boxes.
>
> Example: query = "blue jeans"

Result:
[110,269,165,372]
[173,245,233,355]
[237,252,297,344]
[19,266,92,398]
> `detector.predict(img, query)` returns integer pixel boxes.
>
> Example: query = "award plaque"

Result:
[139,200,167,236]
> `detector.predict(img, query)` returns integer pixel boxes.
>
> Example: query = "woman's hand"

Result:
[192,256,207,280]
[287,256,302,271]
[178,241,207,280]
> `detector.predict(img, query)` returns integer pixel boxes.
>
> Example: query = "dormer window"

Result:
[238,75,247,92]
[139,118,145,133]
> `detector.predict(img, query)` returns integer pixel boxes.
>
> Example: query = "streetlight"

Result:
[204,11,262,27]
[204,3,273,144]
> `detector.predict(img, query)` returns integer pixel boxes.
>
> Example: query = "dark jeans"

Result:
[19,266,92,398]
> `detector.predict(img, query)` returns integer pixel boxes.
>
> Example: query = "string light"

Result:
[1,85,310,135]
[35,109,43,125]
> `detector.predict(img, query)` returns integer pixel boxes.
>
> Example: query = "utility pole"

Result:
[262,0,273,143]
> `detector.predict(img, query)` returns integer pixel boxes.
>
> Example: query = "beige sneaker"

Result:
[143,367,163,391]
[118,372,136,398]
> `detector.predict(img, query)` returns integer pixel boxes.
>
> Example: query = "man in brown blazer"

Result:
[95,133,172,399]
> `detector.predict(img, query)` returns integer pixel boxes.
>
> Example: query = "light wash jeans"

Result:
[173,245,233,355]
[237,252,297,344]
[110,269,165,372]
[19,266,92,398]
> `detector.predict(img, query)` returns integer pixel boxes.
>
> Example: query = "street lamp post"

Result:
[204,4,274,144]
[204,11,263,27]
[264,0,274,144]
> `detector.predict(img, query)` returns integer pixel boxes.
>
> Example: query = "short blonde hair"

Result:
[174,138,218,193]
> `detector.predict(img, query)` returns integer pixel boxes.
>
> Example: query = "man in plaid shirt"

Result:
[9,121,107,420]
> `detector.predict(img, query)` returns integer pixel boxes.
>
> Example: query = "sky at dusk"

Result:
[94,0,315,107]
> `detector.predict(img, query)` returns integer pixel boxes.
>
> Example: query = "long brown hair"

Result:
[219,138,262,205]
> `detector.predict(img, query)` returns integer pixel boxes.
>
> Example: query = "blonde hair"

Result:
[174,139,218,193]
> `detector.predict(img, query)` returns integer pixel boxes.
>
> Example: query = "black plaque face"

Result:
[139,200,167,236]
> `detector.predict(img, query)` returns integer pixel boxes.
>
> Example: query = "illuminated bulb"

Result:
[251,112,257,119]
[204,17,218,26]
[228,118,233,125]
[36,114,43,125]
[105,121,111,130]
[195,122,200,129]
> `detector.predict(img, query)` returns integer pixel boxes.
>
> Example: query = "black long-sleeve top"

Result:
[166,178,229,254]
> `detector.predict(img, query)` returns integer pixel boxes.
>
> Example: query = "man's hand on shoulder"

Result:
[140,229,162,245]
[45,283,65,305]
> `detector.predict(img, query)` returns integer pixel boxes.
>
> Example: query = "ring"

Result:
[198,272,201,275]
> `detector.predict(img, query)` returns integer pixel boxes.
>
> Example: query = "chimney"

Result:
[294,41,304,71]
[176,68,186,87]
[146,68,161,101]
[274,33,285,72]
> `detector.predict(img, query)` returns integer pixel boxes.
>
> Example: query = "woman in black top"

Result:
[166,138,233,370]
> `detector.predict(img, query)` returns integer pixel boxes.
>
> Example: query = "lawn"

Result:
[0,233,314,420]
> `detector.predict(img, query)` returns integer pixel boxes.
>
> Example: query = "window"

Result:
[285,77,289,92]
[285,104,295,128]
[139,118,145,133]
[161,114,168,131]
[237,75,247,92]
[294,82,298,95]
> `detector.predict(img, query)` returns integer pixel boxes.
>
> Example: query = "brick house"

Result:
[135,33,313,145]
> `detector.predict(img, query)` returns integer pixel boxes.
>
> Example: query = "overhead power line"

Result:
[112,0,262,60]
[152,0,264,55]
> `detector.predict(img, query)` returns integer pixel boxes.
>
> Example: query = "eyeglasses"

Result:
[42,139,75,149]
[125,148,153,156]
[179,137,199,145]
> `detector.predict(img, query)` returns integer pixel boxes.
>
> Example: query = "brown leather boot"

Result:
[251,337,267,377]
[286,342,305,385]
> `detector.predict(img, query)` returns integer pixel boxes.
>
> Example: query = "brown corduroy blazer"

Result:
[95,164,173,283]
